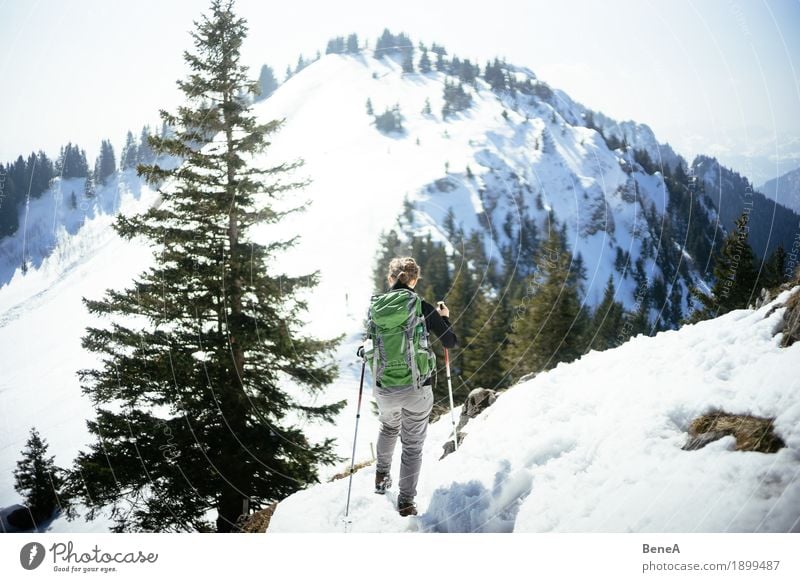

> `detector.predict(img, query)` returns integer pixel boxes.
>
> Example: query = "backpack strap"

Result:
[405,294,426,389]
[406,320,420,389]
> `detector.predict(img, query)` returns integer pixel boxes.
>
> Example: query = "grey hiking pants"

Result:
[374,383,433,500]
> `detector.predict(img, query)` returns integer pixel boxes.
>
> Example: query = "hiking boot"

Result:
[398,496,417,517]
[375,471,392,494]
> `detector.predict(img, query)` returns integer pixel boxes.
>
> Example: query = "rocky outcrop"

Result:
[779,287,800,347]
[235,502,278,533]
[759,284,800,347]
[441,388,499,459]
[682,412,785,453]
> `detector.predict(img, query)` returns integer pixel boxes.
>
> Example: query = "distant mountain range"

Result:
[760,165,800,215]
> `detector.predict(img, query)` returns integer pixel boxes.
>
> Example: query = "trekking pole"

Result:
[344,359,367,529]
[444,348,458,451]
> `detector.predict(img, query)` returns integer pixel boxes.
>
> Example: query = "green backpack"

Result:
[364,289,435,389]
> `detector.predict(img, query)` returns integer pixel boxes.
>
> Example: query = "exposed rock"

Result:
[754,287,774,309]
[762,285,800,346]
[441,388,499,459]
[6,507,36,531]
[682,411,785,453]
[236,502,278,533]
[682,430,731,451]
[460,388,499,428]
[329,459,374,482]
[440,432,466,459]
[779,287,800,347]
[434,178,457,192]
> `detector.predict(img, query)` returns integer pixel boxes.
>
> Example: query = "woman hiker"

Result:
[366,257,457,517]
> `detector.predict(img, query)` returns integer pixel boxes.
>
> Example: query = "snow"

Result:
[0,51,751,532]
[269,287,800,532]
[0,172,158,530]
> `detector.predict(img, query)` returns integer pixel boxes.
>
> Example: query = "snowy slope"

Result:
[0,172,158,531]
[269,287,800,533]
[0,51,741,531]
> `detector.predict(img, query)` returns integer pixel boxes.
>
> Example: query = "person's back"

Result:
[362,257,457,516]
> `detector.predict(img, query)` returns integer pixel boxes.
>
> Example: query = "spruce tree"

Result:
[346,33,358,53]
[73,0,344,533]
[14,428,69,522]
[462,284,508,390]
[504,225,585,380]
[137,126,155,165]
[419,48,432,73]
[34,150,55,193]
[83,172,95,198]
[402,50,414,73]
[444,257,478,397]
[0,162,20,237]
[422,97,432,116]
[588,275,624,352]
[693,212,758,319]
[94,139,116,185]
[764,243,787,288]
[121,130,139,171]
[255,64,278,101]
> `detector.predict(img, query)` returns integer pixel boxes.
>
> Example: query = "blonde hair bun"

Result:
[387,257,420,285]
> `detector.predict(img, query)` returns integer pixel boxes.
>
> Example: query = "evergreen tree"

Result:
[83,172,95,198]
[33,150,55,194]
[284,64,293,81]
[24,153,38,196]
[346,33,359,53]
[137,125,156,165]
[121,130,139,171]
[435,51,446,71]
[14,428,69,522]
[588,275,624,352]
[0,162,20,237]
[504,225,585,380]
[692,212,759,319]
[73,0,344,533]
[484,59,507,92]
[326,36,345,54]
[441,79,471,118]
[402,50,414,73]
[419,48,432,73]
[255,64,278,101]
[94,139,116,185]
[445,257,478,387]
[421,97,432,116]
[458,58,477,85]
[374,28,394,58]
[374,104,403,133]
[461,283,508,391]
[58,143,89,179]
[366,97,374,116]
[763,243,788,288]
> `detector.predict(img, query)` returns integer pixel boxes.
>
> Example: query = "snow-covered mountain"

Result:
[760,165,800,215]
[695,155,800,260]
[269,286,800,533]
[1,49,796,532]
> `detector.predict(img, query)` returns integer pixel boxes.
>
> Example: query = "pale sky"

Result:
[1,0,798,182]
